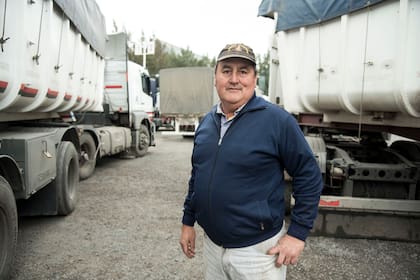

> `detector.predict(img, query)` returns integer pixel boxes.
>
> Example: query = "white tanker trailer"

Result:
[259,0,420,241]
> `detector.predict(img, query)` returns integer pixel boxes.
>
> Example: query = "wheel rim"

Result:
[80,142,93,164]
[139,131,149,149]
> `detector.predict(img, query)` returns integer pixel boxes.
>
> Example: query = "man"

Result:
[180,43,323,279]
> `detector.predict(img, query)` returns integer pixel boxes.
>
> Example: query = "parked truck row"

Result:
[0,0,155,278]
[259,0,420,241]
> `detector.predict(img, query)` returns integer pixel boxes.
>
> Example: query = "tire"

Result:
[0,176,17,280]
[53,141,79,216]
[132,124,150,157]
[79,132,96,180]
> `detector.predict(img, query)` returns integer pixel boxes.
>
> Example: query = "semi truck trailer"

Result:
[158,67,218,136]
[0,0,155,278]
[259,0,420,241]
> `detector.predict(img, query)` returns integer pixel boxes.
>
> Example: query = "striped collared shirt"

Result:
[216,102,246,141]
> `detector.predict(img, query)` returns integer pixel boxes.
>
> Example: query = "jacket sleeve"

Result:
[181,111,214,227]
[182,155,197,227]
[281,115,323,241]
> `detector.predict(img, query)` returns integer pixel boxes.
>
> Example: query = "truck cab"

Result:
[104,60,154,117]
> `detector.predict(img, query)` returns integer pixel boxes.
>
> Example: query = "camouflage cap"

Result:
[217,43,256,64]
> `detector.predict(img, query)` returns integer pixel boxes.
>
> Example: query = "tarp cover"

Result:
[258,0,388,31]
[54,0,107,57]
[159,67,217,115]
[105,33,128,61]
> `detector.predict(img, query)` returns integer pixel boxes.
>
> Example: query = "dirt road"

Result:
[10,133,420,279]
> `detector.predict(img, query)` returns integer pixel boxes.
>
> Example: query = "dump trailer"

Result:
[0,1,154,278]
[158,67,218,136]
[259,0,420,241]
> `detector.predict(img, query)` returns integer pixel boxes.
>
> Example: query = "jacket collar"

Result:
[210,92,268,127]
[211,92,267,116]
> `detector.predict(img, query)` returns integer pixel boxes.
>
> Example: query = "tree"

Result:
[140,39,215,76]
[256,51,270,95]
[140,40,169,75]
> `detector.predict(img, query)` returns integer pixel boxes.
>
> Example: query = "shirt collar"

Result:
[216,102,246,121]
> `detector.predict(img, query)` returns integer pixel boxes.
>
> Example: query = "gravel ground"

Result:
[10,132,420,280]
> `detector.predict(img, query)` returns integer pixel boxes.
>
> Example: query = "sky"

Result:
[94,0,275,59]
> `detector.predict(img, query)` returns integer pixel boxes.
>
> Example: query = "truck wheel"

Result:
[54,141,79,215]
[0,176,17,279]
[133,124,150,157]
[79,133,96,180]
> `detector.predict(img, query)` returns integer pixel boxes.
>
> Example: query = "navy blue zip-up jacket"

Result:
[182,94,323,248]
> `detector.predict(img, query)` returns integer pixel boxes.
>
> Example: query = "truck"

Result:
[0,0,155,277]
[258,0,420,241]
[77,31,155,179]
[157,67,218,136]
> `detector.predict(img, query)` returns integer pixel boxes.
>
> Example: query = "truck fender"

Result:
[131,111,149,130]
[131,111,155,147]
[0,155,24,198]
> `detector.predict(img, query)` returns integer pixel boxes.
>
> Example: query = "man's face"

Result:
[215,58,257,109]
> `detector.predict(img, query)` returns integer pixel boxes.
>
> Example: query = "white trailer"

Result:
[158,67,218,136]
[259,0,420,241]
[0,1,154,277]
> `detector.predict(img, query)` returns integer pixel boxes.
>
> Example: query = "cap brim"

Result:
[217,54,256,64]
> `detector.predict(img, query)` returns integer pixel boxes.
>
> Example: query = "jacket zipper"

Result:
[207,117,222,232]
[207,101,266,237]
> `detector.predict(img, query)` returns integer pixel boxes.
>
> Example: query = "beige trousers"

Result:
[204,225,287,280]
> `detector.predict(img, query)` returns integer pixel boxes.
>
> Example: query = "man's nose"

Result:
[229,72,239,83]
